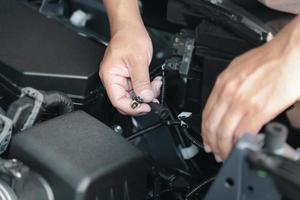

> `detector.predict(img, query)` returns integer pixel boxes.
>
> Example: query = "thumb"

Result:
[129,58,154,103]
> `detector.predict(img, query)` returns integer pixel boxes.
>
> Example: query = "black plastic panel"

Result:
[9,111,146,200]
[0,0,105,105]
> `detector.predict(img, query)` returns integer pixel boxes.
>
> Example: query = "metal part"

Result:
[164,31,195,83]
[0,115,13,154]
[20,87,44,131]
[131,96,143,110]
[205,122,300,200]
[112,125,123,135]
[264,122,288,154]
[0,159,27,179]
[263,122,299,161]
[0,159,54,200]
[205,134,281,200]
[0,180,17,200]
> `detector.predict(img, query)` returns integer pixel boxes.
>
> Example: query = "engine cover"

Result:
[9,111,147,200]
[0,0,105,107]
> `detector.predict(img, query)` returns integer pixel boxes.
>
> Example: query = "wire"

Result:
[127,120,182,141]
[181,126,204,149]
[166,168,194,178]
[185,177,215,200]
[160,64,166,105]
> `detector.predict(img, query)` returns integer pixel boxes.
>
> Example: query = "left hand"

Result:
[201,16,300,161]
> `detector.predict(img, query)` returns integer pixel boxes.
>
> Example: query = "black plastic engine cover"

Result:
[0,0,105,106]
[9,111,146,200]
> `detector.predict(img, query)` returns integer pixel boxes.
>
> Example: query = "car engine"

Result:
[0,0,299,200]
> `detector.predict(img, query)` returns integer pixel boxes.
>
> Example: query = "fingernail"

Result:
[140,90,154,102]
[154,76,162,81]
[204,144,212,153]
[215,155,223,163]
[154,81,162,92]
[152,99,160,104]
[144,105,151,113]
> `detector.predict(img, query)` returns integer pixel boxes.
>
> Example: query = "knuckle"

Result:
[222,79,238,97]
[230,57,241,66]
[249,98,263,111]
[215,74,225,86]
[99,69,104,80]
[217,130,232,140]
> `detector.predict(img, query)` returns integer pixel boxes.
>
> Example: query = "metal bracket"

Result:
[204,134,281,200]
[0,115,13,154]
[20,87,44,131]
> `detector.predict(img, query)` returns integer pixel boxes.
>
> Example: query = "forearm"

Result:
[287,15,300,52]
[273,15,300,56]
[103,0,144,35]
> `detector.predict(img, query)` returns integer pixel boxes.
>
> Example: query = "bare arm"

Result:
[100,0,161,115]
[103,0,143,35]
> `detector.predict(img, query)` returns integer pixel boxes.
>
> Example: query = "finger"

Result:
[201,77,226,150]
[127,76,162,100]
[128,57,154,103]
[202,81,236,154]
[117,98,151,116]
[204,100,230,156]
[216,104,245,160]
[201,88,220,151]
[233,112,265,144]
[151,76,162,98]
[102,64,151,115]
[107,81,151,115]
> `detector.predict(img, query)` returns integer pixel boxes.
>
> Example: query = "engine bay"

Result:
[0,0,300,200]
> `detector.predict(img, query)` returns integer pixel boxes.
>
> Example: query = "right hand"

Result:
[99,24,162,115]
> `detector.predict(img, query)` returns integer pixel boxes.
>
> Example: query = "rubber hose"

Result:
[43,91,74,114]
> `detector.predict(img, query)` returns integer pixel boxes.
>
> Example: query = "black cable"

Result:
[167,106,188,148]
[127,120,182,141]
[127,122,164,141]
[166,168,193,178]
[167,107,203,173]
[150,64,163,78]
[181,126,204,149]
[160,64,166,105]
[185,177,215,200]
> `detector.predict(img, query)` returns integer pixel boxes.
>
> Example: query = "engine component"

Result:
[131,96,143,110]
[0,114,13,154]
[167,0,274,45]
[0,0,105,109]
[204,123,300,200]
[149,103,170,120]
[9,111,147,200]
[42,90,74,114]
[19,87,44,131]
[7,87,74,132]
[0,158,54,200]
[70,10,92,28]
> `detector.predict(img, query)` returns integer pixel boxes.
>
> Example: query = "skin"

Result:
[202,15,300,162]
[100,0,161,115]
[101,0,300,162]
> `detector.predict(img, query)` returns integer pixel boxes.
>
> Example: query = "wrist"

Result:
[104,0,144,36]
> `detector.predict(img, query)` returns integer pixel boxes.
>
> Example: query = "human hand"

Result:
[202,16,300,161]
[99,24,162,115]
